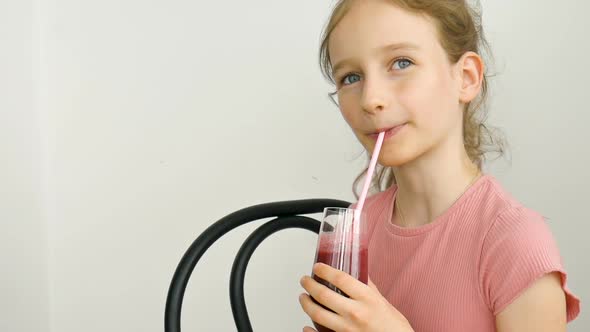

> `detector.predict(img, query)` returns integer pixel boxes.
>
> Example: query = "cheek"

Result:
[339,105,363,130]
[339,106,375,150]
[400,71,459,128]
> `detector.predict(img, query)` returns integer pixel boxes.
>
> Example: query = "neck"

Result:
[392,140,481,228]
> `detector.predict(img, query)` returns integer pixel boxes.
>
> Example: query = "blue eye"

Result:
[338,59,413,86]
[341,73,361,85]
[393,58,413,70]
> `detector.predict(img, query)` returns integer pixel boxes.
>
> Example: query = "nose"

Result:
[360,75,390,115]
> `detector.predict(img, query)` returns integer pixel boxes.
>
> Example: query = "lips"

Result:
[368,124,406,140]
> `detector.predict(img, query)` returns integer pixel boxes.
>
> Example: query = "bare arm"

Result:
[496,272,566,332]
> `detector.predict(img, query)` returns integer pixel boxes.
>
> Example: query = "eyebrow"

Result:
[331,42,421,75]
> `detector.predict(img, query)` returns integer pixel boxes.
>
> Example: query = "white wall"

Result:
[0,1,50,331]
[42,1,360,331]
[5,0,588,331]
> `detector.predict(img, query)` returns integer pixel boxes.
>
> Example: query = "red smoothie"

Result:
[310,245,368,332]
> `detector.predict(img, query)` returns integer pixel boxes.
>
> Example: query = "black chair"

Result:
[165,198,351,332]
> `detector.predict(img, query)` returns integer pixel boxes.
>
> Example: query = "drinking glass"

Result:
[310,207,368,332]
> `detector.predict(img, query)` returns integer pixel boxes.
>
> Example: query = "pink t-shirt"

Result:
[360,174,580,331]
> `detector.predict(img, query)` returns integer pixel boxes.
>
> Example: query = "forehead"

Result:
[328,0,441,61]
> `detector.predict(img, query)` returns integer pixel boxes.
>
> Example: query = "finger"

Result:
[312,263,369,300]
[300,275,353,315]
[368,277,379,291]
[303,327,317,332]
[299,293,347,332]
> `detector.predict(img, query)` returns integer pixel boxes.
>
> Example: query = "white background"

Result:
[1,0,587,331]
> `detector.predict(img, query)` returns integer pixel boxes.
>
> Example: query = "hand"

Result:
[299,263,414,332]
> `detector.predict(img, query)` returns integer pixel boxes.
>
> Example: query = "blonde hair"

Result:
[319,0,506,198]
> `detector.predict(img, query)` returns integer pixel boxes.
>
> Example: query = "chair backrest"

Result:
[164,198,351,332]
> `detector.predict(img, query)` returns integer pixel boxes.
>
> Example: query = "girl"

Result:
[298,0,580,331]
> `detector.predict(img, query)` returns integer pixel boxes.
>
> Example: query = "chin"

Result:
[359,137,423,168]
[378,153,417,168]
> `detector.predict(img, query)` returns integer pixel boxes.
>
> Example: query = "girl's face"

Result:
[329,0,470,167]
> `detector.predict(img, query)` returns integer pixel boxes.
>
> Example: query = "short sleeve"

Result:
[479,206,580,322]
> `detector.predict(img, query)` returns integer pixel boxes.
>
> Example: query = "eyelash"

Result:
[338,57,414,86]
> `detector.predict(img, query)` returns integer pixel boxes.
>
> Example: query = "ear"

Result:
[457,51,484,104]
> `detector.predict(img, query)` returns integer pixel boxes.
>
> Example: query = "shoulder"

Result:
[475,175,551,247]
[463,175,543,238]
[474,177,580,322]
[474,175,557,276]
